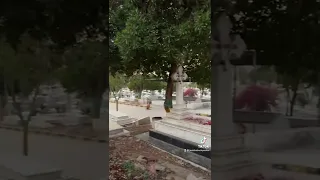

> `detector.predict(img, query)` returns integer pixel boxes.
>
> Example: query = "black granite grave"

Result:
[148,129,211,169]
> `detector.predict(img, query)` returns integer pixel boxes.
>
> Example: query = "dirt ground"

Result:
[109,135,211,180]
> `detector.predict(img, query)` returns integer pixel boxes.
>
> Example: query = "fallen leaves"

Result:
[109,135,211,180]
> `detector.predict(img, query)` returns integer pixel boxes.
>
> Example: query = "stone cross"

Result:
[211,13,254,136]
[211,12,260,180]
[171,66,188,107]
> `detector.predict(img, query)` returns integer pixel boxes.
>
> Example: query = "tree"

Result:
[109,73,126,111]
[231,0,320,115]
[0,0,108,49]
[248,66,278,85]
[127,74,166,98]
[0,35,54,156]
[187,82,197,88]
[57,41,108,119]
[187,60,211,96]
[114,0,210,112]
[277,71,315,116]
[109,0,128,75]
[232,0,320,89]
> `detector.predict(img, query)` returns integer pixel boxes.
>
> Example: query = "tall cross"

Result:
[212,13,247,71]
[172,66,188,83]
[171,66,188,106]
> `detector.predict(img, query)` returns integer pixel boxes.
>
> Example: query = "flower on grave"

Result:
[234,85,278,112]
[183,88,197,97]
[184,116,211,125]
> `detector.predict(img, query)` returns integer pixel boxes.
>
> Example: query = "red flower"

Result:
[184,88,197,97]
[235,85,278,111]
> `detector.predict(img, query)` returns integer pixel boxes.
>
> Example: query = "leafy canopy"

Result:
[109,73,127,98]
[127,74,166,93]
[114,0,210,81]
[57,41,108,97]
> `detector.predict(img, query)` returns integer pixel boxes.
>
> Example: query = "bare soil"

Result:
[109,135,211,180]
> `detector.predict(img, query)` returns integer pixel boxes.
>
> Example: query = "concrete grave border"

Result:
[0,125,107,143]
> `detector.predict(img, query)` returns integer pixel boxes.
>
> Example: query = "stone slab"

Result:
[187,102,211,110]
[0,153,62,180]
[153,119,211,147]
[109,120,124,131]
[139,132,211,169]
[109,110,135,125]
[135,117,151,126]
[109,120,129,138]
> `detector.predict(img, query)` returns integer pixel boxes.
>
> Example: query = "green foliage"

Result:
[0,35,52,97]
[127,74,166,94]
[0,0,108,48]
[187,82,197,88]
[114,0,210,79]
[248,66,278,84]
[57,41,108,97]
[109,0,130,74]
[233,0,320,83]
[109,73,127,98]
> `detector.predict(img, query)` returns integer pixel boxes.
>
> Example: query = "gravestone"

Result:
[109,120,130,138]
[135,117,151,125]
[210,12,261,180]
[109,110,135,125]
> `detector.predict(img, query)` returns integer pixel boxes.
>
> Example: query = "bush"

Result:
[235,85,278,112]
[184,88,197,97]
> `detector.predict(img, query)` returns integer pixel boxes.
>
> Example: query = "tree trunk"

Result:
[289,86,299,116]
[285,87,290,116]
[22,121,29,156]
[164,64,177,111]
[91,93,102,119]
[0,96,3,122]
[0,92,7,121]
[115,99,119,111]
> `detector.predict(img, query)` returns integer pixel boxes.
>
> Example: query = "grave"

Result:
[109,120,130,138]
[134,117,151,126]
[150,13,262,179]
[209,13,259,179]
[234,110,285,133]
[0,153,62,180]
[109,110,135,125]
[149,66,211,169]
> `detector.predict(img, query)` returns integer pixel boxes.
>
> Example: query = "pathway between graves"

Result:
[0,128,107,180]
[109,103,166,119]
[109,103,211,119]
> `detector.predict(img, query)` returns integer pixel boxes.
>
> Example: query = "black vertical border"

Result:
[106,1,110,178]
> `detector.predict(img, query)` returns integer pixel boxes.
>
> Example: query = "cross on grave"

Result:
[171,66,188,107]
[210,12,264,180]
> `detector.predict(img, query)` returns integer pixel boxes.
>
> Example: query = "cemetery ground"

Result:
[109,103,211,179]
[0,128,107,180]
[109,135,211,180]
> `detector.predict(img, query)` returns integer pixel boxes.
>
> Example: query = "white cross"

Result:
[213,13,247,71]
[171,66,188,83]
